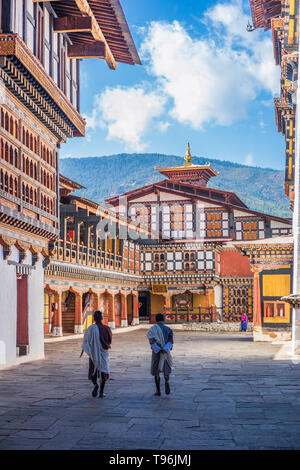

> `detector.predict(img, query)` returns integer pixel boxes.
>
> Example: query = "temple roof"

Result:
[155,143,219,187]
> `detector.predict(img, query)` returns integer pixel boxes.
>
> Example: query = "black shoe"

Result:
[99,392,106,398]
[92,384,99,397]
[165,380,170,395]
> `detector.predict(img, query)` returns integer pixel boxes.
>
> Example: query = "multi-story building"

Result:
[0,0,140,368]
[41,145,292,336]
[245,0,298,343]
[249,0,299,208]
[106,145,292,325]
[43,173,148,336]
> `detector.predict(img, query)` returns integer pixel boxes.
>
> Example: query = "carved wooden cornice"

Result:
[74,0,116,69]
[0,235,15,259]
[0,34,85,137]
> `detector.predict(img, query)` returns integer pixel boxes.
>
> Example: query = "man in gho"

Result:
[147,313,174,396]
[81,311,112,398]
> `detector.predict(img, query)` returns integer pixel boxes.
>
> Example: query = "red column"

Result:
[108,294,115,329]
[53,292,63,336]
[121,294,128,327]
[253,271,262,330]
[17,275,29,351]
[132,294,139,325]
[94,293,100,311]
[74,293,83,333]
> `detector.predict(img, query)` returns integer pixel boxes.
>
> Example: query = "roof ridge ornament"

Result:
[184,142,192,165]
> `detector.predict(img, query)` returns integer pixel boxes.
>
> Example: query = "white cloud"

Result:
[85,0,280,149]
[140,1,279,129]
[245,153,254,165]
[85,86,166,151]
[157,121,170,132]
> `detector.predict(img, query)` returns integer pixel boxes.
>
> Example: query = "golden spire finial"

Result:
[184,142,192,165]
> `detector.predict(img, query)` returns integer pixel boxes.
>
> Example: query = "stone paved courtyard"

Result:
[1,330,300,450]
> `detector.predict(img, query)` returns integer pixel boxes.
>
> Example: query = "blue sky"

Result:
[61,0,285,171]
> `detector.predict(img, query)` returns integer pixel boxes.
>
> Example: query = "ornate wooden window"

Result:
[236,219,261,241]
[263,301,286,319]
[223,283,253,321]
[170,204,184,237]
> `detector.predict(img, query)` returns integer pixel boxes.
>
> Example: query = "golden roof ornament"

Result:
[184,142,192,165]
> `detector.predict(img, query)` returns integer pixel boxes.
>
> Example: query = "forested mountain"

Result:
[59,153,291,218]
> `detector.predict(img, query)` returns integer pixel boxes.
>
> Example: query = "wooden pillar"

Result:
[94,293,100,311]
[121,294,128,327]
[85,225,90,266]
[253,270,262,341]
[164,294,171,309]
[132,294,139,325]
[53,292,63,336]
[108,294,115,329]
[63,217,68,261]
[74,293,83,333]
[76,221,80,264]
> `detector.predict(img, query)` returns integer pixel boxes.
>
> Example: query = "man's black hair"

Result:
[94,310,103,322]
[156,313,164,323]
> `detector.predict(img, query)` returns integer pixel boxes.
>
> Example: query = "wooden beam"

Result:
[53,16,92,33]
[74,0,116,69]
[68,42,105,59]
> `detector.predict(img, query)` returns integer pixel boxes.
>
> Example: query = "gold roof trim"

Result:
[155,142,219,175]
[155,162,219,175]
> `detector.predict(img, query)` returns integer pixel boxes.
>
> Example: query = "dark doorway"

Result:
[138,291,150,321]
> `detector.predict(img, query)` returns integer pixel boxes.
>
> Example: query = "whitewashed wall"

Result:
[0,245,45,368]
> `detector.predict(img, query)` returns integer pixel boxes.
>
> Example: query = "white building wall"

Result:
[28,255,45,362]
[0,245,18,367]
[0,246,45,369]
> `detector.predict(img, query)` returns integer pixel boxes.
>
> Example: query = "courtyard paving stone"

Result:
[0,330,300,449]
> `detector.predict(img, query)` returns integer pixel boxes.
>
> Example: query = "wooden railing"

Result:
[164,307,217,323]
[53,239,138,275]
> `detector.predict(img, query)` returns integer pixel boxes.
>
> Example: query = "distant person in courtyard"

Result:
[147,313,174,396]
[81,311,112,398]
[241,313,248,332]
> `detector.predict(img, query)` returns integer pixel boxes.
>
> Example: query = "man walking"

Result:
[81,310,112,398]
[147,313,174,396]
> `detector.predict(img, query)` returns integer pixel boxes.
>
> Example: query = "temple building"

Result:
[0,0,140,368]
[105,144,292,325]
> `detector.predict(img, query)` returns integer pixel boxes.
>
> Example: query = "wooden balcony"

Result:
[52,239,139,275]
[0,33,85,139]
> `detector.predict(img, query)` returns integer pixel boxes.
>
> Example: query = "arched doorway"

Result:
[82,291,98,330]
[61,290,75,333]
